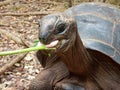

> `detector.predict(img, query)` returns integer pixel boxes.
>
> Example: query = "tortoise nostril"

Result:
[39,36,47,43]
[39,33,49,44]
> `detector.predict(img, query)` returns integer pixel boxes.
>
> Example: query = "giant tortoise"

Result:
[29,2,120,90]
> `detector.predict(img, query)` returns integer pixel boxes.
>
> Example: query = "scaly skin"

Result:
[30,3,120,90]
[29,51,84,90]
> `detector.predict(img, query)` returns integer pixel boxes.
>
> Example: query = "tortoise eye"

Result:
[56,24,66,34]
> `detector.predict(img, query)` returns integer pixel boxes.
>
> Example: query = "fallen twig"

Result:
[0,0,12,7]
[0,29,29,74]
[41,1,63,5]
[0,29,26,46]
[0,11,53,16]
[0,53,28,75]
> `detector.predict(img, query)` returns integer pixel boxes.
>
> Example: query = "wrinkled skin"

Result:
[38,14,76,53]
[29,50,84,90]
[29,14,85,90]
[29,13,120,90]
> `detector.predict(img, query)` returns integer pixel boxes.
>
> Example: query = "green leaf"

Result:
[48,53,51,57]
[33,39,40,47]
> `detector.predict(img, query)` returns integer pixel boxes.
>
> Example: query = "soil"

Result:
[0,0,68,90]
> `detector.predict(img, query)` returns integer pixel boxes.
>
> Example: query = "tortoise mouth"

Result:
[46,39,67,49]
[37,40,60,48]
[46,40,59,48]
[46,39,70,52]
[38,39,69,50]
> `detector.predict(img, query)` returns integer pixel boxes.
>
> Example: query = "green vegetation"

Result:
[0,45,55,56]
[0,40,55,56]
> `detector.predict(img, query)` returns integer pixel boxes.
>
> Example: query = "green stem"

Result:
[0,45,55,56]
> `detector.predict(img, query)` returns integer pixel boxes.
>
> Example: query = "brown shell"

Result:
[64,2,120,64]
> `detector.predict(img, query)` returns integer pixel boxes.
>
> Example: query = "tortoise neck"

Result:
[60,31,94,76]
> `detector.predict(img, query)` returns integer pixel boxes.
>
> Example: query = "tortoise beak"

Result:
[46,40,59,48]
[37,40,59,48]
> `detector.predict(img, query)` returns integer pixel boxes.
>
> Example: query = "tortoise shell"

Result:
[64,2,120,64]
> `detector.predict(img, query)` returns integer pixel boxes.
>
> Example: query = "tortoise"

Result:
[29,2,120,90]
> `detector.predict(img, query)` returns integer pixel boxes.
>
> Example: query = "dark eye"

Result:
[56,24,66,34]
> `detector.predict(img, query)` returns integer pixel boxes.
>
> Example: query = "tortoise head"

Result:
[38,13,77,52]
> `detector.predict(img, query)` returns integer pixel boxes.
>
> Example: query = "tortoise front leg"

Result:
[29,69,55,90]
[54,82,84,90]
[30,51,84,90]
[54,77,85,90]
[29,69,85,90]
[29,61,70,90]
